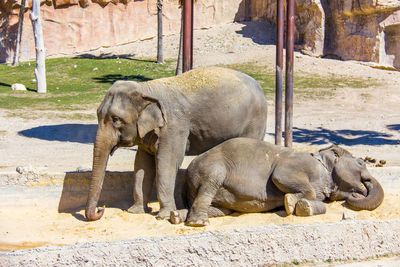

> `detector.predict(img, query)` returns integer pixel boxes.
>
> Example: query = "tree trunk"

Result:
[156,0,164,64]
[30,0,47,93]
[13,0,26,67]
[176,8,183,75]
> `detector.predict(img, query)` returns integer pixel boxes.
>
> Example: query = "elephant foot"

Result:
[185,213,209,227]
[127,204,151,214]
[156,208,174,220]
[170,211,183,224]
[284,193,299,215]
[170,210,188,224]
[295,199,313,216]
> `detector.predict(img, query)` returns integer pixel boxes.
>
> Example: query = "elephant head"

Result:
[320,145,384,211]
[85,81,166,221]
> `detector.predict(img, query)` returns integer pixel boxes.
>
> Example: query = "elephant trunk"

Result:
[346,176,384,211]
[85,131,113,221]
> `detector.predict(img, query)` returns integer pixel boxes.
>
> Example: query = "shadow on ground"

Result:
[93,74,151,84]
[289,127,398,146]
[58,170,187,220]
[235,21,276,45]
[387,124,400,131]
[18,124,97,144]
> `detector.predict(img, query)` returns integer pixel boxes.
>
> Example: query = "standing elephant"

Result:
[170,138,384,226]
[85,67,268,221]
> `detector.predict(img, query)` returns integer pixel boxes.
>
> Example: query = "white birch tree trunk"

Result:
[12,0,26,67]
[156,0,164,64]
[30,0,46,93]
[175,7,183,75]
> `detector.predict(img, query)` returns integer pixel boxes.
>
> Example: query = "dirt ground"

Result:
[0,21,400,257]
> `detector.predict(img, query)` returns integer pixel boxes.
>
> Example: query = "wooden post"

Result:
[284,0,295,148]
[13,0,26,67]
[275,0,284,146]
[156,0,164,64]
[30,0,47,93]
[182,0,193,72]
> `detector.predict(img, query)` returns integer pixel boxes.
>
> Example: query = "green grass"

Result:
[0,58,380,120]
[226,63,379,99]
[0,57,176,111]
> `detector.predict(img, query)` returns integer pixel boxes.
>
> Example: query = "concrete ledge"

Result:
[1,219,400,266]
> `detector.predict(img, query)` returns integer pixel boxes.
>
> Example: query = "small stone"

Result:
[11,83,27,91]
[16,166,25,174]
[16,165,33,174]
[342,210,357,220]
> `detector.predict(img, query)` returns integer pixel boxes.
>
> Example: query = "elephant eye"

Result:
[357,158,365,167]
[111,116,122,126]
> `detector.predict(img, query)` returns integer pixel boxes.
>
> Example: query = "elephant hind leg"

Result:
[208,206,232,218]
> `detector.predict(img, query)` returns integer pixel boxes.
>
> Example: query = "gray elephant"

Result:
[85,67,268,221]
[170,138,384,226]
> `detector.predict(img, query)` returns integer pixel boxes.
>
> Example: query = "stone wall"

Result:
[0,0,248,63]
[250,0,400,69]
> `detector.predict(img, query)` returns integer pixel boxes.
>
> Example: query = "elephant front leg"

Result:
[128,148,155,214]
[155,130,189,220]
[272,171,317,216]
[295,199,326,216]
[185,166,226,227]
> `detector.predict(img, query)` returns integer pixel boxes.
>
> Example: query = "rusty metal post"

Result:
[190,0,194,69]
[183,0,193,72]
[275,0,284,146]
[284,0,295,148]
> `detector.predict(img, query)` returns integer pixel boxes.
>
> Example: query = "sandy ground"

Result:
[1,21,400,258]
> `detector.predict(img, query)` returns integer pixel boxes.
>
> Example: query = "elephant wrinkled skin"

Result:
[85,67,268,221]
[170,138,384,227]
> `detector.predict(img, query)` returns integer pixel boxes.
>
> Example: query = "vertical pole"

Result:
[285,0,295,147]
[30,0,47,93]
[190,0,193,70]
[275,0,284,146]
[183,0,193,72]
[13,0,26,67]
[156,0,164,64]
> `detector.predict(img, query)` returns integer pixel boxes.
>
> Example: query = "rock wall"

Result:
[0,0,248,63]
[2,0,400,68]
[251,0,400,69]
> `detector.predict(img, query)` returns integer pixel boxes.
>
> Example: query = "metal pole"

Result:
[190,0,193,69]
[275,0,284,146]
[183,0,193,72]
[285,0,295,148]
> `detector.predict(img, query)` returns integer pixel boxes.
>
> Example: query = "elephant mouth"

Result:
[350,192,365,199]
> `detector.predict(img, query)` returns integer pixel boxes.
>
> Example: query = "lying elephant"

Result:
[170,138,384,226]
[85,67,268,221]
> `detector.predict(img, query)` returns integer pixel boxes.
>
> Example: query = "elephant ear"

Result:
[137,100,166,138]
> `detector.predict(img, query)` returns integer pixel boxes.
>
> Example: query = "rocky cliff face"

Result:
[251,0,400,69]
[0,0,248,63]
[1,0,400,69]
